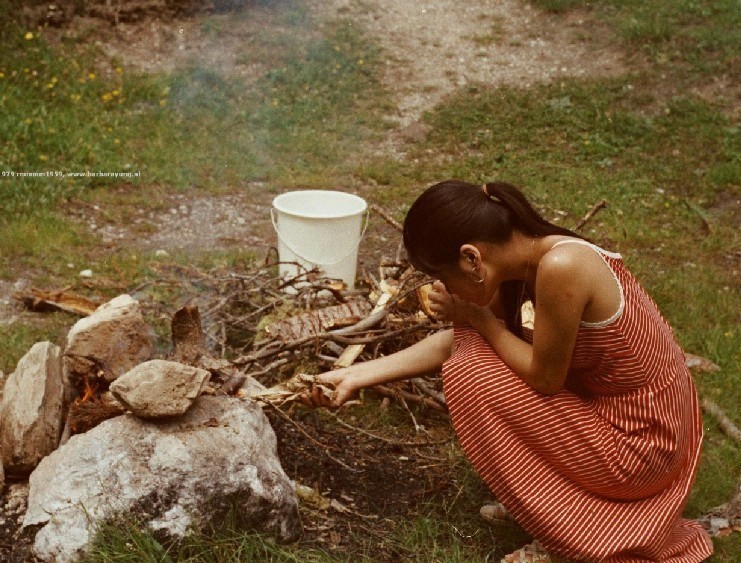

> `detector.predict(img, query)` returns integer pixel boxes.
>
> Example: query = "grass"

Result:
[0,0,388,214]
[1,0,739,560]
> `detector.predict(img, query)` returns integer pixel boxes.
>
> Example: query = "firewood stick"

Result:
[702,398,741,443]
[370,204,403,232]
[335,290,393,368]
[221,358,290,394]
[573,199,607,232]
[412,378,446,406]
[374,385,447,412]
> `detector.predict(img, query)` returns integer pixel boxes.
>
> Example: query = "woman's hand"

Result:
[427,281,457,322]
[301,369,359,408]
[428,281,494,328]
[300,330,456,408]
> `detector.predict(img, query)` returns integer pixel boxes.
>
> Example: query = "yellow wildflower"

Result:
[0,72,4,79]
[115,67,123,74]
[102,92,113,102]
[357,59,364,65]
[159,99,166,106]
[39,154,48,161]
[88,72,96,80]
[24,118,32,124]
[24,32,34,40]
[112,90,120,97]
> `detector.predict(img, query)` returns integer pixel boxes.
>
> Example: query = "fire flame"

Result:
[76,375,99,404]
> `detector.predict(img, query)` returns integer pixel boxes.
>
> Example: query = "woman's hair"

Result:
[403,179,585,335]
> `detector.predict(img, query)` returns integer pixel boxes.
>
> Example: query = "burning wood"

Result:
[67,392,126,435]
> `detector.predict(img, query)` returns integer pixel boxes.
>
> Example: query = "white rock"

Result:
[24,396,301,562]
[110,360,210,419]
[0,342,65,476]
[78,269,93,278]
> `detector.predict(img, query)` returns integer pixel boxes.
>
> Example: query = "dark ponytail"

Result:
[403,179,585,336]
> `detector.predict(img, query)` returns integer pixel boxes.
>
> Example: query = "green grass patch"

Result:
[0,319,70,374]
[529,0,740,79]
[0,211,92,280]
[81,513,333,563]
[0,3,389,217]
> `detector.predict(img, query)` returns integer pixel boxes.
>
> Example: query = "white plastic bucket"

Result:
[271,190,368,290]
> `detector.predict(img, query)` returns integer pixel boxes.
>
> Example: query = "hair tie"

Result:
[482,183,501,203]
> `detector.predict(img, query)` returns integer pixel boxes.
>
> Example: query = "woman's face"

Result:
[436,264,491,306]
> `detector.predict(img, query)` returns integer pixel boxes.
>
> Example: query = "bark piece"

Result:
[264,301,372,341]
[246,373,337,407]
[13,287,101,316]
[170,304,206,364]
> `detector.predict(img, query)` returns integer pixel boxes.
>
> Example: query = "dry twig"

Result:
[574,199,607,232]
[701,398,741,443]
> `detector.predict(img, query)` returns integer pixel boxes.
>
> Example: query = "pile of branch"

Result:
[129,253,448,412]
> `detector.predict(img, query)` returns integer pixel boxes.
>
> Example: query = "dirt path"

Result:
[307,0,623,132]
[74,0,624,148]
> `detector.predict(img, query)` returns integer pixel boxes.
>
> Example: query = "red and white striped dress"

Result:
[442,240,713,561]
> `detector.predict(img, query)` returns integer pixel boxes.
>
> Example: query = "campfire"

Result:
[0,207,456,562]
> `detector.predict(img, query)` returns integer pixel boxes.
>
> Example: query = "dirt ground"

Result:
[1,1,626,560]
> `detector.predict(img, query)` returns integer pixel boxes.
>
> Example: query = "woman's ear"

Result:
[459,244,481,272]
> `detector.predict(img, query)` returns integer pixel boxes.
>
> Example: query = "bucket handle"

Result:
[271,208,370,267]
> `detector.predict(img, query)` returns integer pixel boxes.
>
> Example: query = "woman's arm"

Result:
[307,329,455,407]
[432,251,591,394]
[473,254,586,393]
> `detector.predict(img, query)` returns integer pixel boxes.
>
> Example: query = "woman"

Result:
[306,180,713,562]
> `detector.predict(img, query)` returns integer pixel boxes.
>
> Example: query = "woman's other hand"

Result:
[428,281,457,322]
[428,281,492,328]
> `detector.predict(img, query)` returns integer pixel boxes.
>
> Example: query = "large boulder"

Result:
[0,342,65,476]
[110,360,210,419]
[64,294,153,384]
[23,396,301,562]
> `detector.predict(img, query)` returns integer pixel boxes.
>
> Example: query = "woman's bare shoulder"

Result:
[537,241,613,293]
